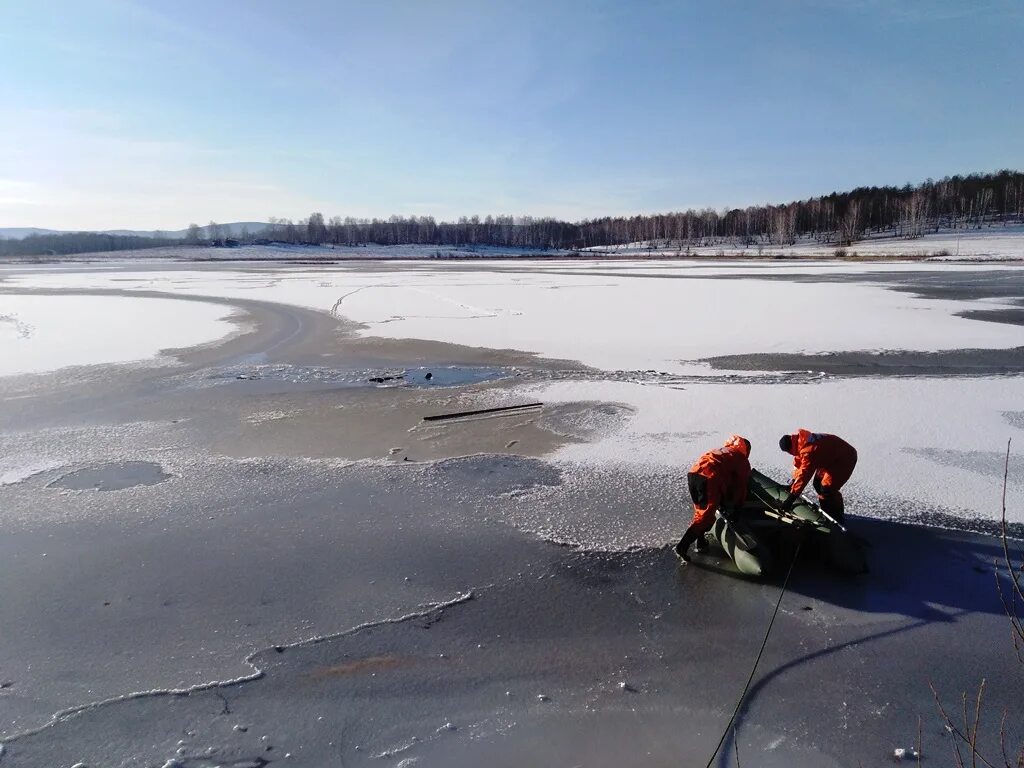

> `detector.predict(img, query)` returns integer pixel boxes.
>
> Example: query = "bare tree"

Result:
[900,191,930,239]
[839,200,862,246]
[306,212,327,244]
[206,221,223,244]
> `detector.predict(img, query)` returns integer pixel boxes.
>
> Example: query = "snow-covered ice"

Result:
[7,261,1024,374]
[494,377,1024,527]
[329,273,1024,370]
[0,294,237,376]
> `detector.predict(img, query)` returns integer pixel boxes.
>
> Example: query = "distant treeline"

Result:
[0,232,180,257]
[263,169,1024,249]
[3,169,1023,257]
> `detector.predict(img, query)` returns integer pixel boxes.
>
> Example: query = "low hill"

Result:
[0,222,269,240]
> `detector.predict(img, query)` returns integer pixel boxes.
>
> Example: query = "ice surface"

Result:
[7,261,1024,374]
[0,294,236,376]
[333,275,1024,370]
[1,258,1022,767]
[5,536,1020,768]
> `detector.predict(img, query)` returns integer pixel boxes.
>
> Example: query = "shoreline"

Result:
[1,238,1022,266]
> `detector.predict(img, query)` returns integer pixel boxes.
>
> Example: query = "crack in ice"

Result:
[0,590,475,755]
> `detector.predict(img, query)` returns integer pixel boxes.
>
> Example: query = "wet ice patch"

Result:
[47,461,172,491]
[431,455,562,497]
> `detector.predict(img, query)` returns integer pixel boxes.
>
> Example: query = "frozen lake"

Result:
[1,258,1021,767]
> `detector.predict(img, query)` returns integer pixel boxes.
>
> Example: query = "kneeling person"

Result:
[675,435,752,562]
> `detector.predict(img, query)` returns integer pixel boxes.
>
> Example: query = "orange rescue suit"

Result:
[787,429,857,496]
[688,435,751,533]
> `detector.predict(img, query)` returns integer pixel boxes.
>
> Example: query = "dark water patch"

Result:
[957,306,1024,327]
[204,363,508,392]
[711,267,1024,301]
[710,269,1024,333]
[403,365,506,387]
[212,363,835,393]
[879,272,1024,303]
[47,461,171,491]
[512,367,828,386]
[703,347,1024,376]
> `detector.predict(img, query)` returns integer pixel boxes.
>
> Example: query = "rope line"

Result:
[703,535,805,768]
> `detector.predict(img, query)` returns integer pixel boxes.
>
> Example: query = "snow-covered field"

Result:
[589,224,1024,261]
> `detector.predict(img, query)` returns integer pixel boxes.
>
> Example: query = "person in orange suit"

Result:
[675,435,752,562]
[779,429,858,522]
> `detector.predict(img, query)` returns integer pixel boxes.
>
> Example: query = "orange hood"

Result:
[724,434,751,458]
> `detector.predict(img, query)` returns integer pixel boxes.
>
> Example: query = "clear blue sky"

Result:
[1,0,1022,230]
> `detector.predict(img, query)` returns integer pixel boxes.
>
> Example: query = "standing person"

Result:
[675,435,752,562]
[778,429,858,522]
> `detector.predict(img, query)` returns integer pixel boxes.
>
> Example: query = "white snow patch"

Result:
[0,294,237,377]
[496,376,1024,526]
